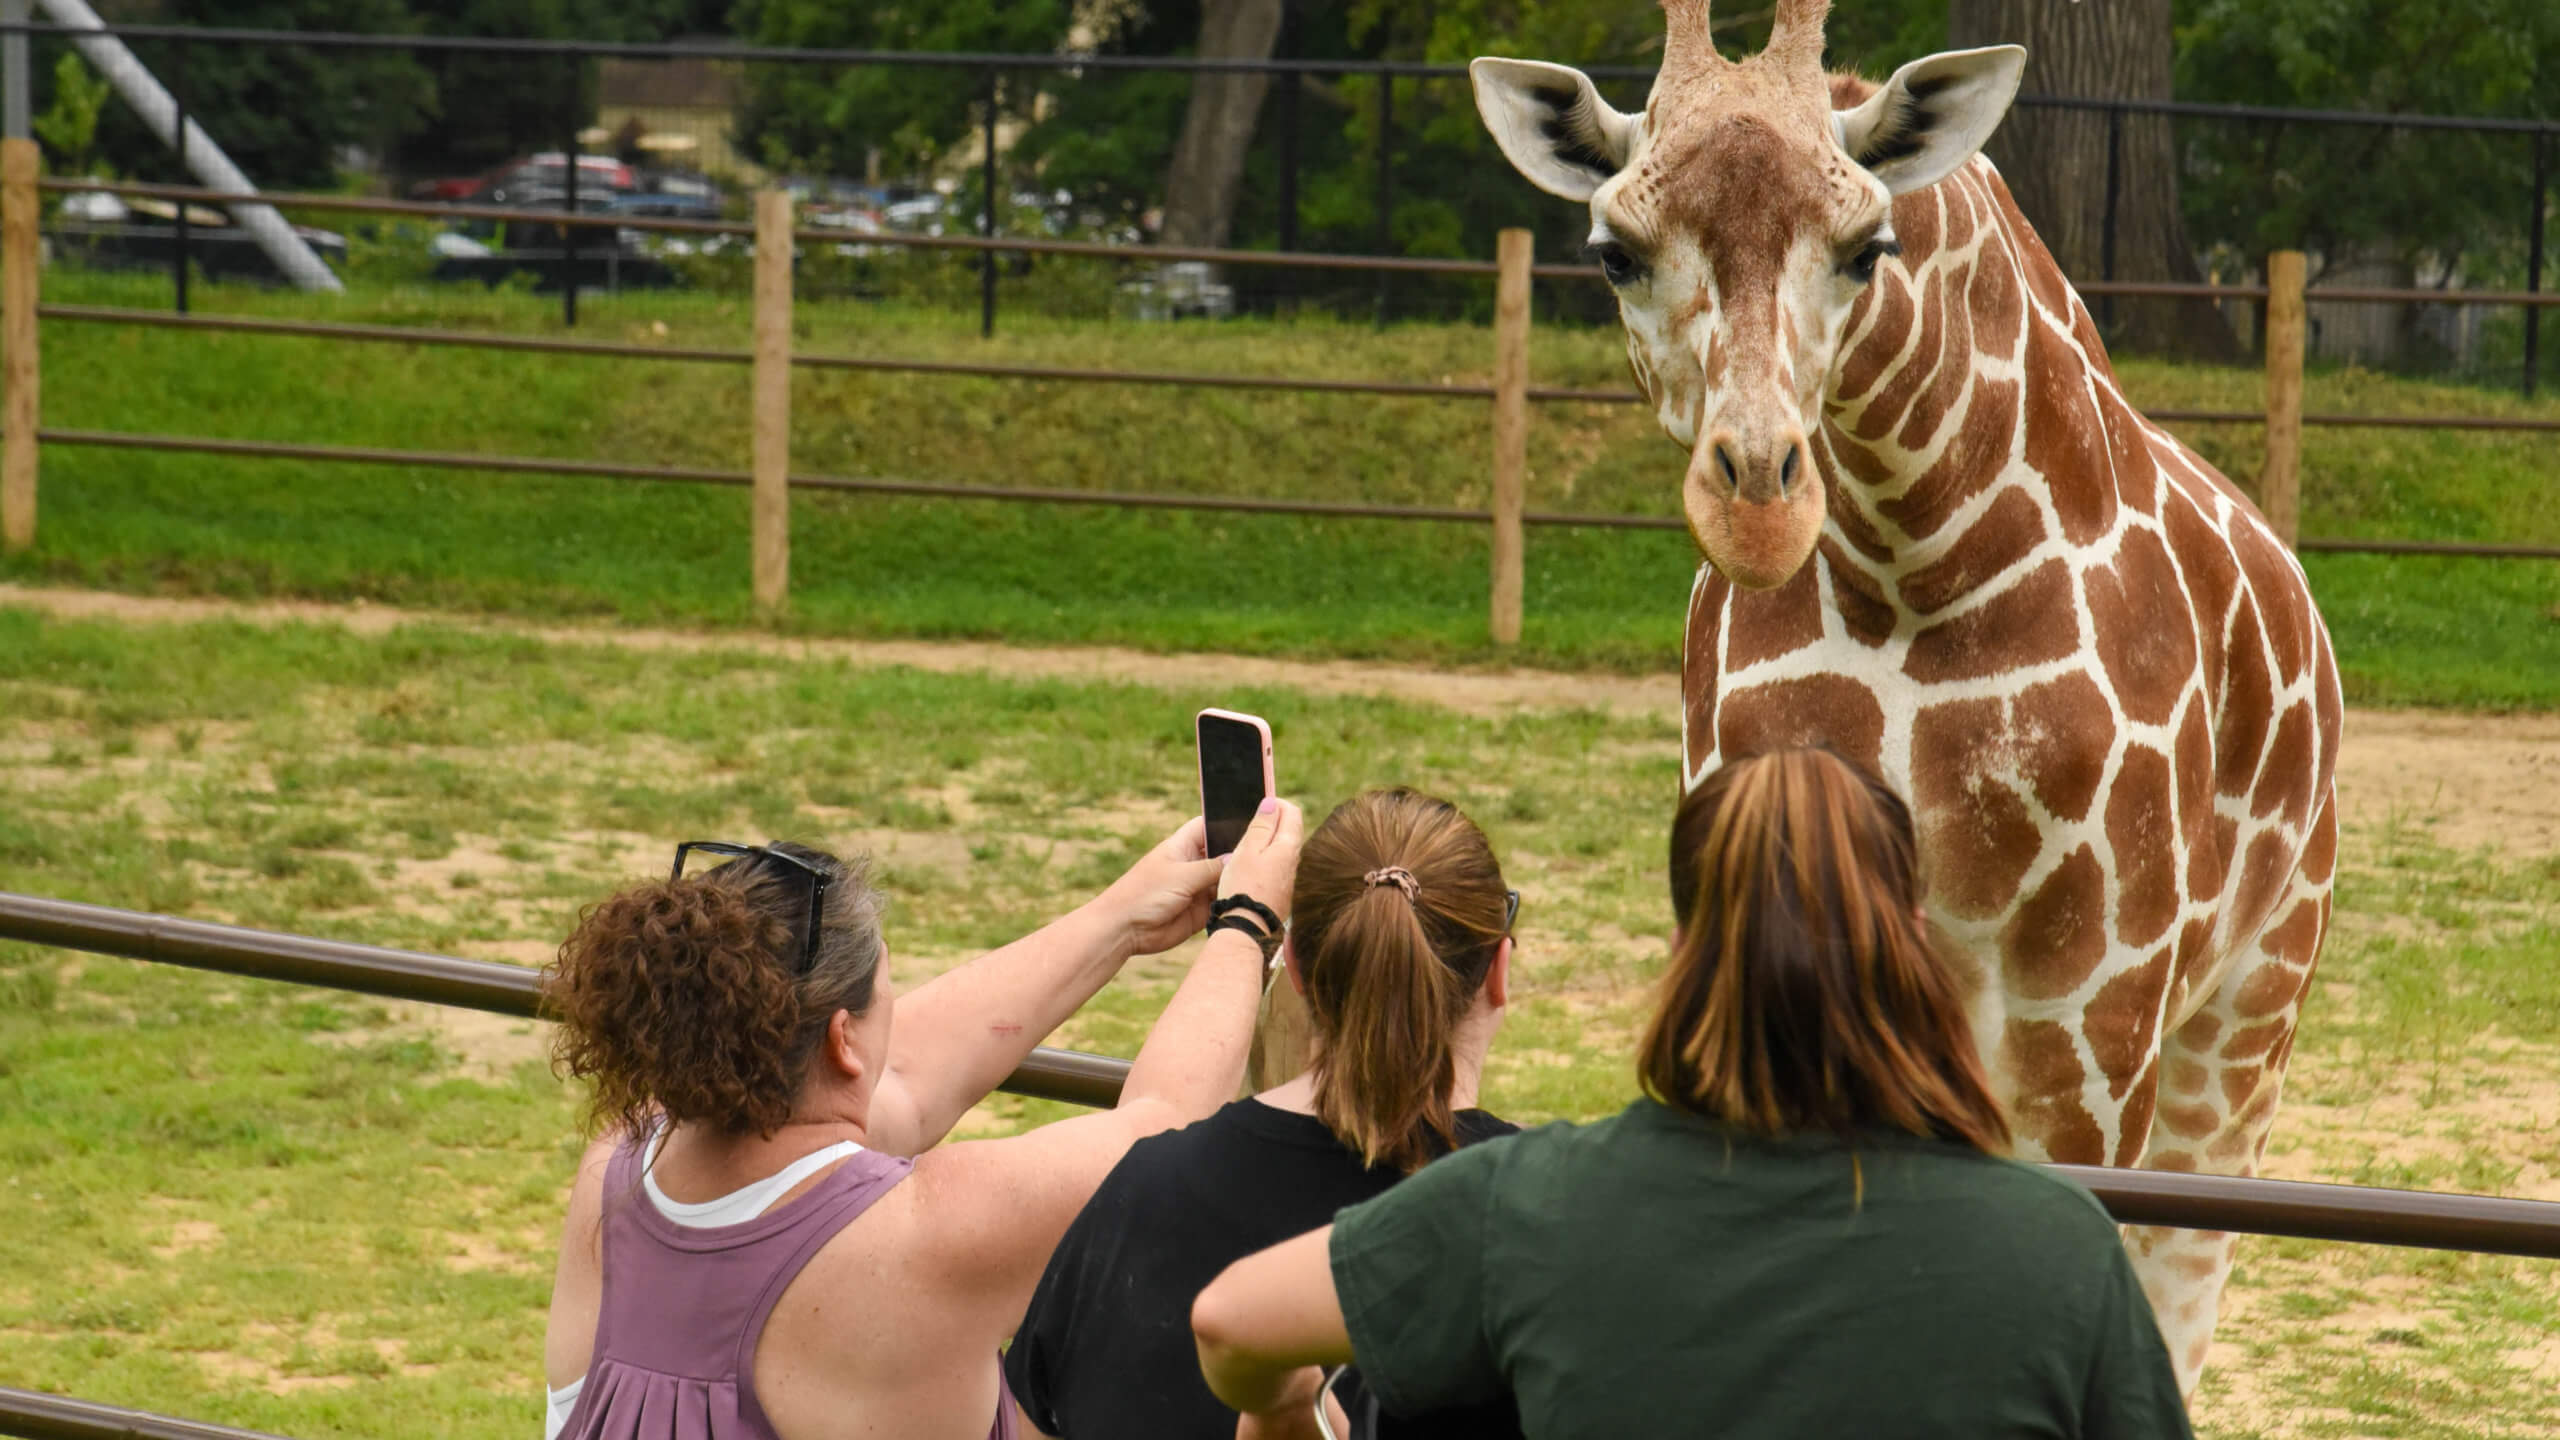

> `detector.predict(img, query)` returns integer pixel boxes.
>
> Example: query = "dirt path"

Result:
[7,583,2556,860]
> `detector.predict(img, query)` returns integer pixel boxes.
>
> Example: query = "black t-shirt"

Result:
[1006,1097,1524,1440]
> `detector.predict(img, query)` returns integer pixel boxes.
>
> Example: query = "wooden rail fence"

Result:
[6,174,2558,627]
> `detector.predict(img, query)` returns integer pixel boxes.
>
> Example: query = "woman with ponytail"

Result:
[541,800,1305,1440]
[1006,789,1525,1440]
[1193,749,2190,1440]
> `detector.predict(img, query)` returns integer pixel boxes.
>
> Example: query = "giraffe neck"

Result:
[1809,160,2128,629]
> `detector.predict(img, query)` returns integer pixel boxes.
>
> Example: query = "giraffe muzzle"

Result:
[1684,427,1824,589]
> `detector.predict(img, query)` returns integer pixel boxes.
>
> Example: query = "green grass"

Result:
[3,606,2558,1437]
[2,269,2555,701]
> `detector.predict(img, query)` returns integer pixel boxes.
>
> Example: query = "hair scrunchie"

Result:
[1363,866,1419,899]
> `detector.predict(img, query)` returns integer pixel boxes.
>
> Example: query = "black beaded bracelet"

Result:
[1211,893,1283,935]
[1206,913,1283,964]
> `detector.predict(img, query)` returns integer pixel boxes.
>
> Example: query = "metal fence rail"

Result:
[23,427,2557,561]
[0,889,1126,1108]
[9,888,2560,1258]
[0,1386,288,1440]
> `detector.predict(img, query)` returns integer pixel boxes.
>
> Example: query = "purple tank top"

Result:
[559,1135,1019,1440]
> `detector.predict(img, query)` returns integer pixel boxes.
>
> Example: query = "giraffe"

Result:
[1472,0,2341,1397]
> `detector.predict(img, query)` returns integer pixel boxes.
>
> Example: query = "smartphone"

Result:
[1197,708,1276,859]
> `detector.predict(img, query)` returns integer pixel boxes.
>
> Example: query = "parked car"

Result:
[428,193,676,292]
[50,190,350,284]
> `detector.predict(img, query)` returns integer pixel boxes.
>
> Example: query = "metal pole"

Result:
[171,40,188,314]
[2099,103,2121,331]
[561,67,578,329]
[1275,66,1299,254]
[35,0,338,291]
[980,69,997,339]
[2527,132,2547,399]
[0,0,26,142]
[1373,74,1392,323]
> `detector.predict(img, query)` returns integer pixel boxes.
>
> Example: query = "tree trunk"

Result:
[1157,0,1284,250]
[1948,0,2237,360]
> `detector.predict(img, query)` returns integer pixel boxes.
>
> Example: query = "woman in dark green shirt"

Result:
[1192,747,2191,1439]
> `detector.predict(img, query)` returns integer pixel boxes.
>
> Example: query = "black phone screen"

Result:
[1198,714,1269,858]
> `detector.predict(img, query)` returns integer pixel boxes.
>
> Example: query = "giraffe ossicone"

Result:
[1473,0,2342,1400]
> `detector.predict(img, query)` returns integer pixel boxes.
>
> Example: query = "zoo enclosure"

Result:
[2,22,2558,638]
[3,884,2560,1440]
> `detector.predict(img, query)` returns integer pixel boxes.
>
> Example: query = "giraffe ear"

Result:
[1471,58,1641,203]
[1834,46,2027,196]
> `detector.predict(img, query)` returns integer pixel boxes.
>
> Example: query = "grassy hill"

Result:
[7,268,2556,705]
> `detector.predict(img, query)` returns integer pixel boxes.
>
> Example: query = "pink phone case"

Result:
[1197,708,1275,854]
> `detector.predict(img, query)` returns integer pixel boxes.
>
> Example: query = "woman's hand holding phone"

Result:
[1102,817,1226,957]
[1216,797,1304,930]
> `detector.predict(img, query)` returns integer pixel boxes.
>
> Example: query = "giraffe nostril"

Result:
[1715,443,1741,493]
[1779,443,1802,495]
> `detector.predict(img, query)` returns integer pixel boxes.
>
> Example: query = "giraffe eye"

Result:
[1841,237,1901,285]
[1587,241,1644,287]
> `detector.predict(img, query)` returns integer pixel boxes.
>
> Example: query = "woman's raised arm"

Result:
[864,818,1226,1155]
[905,799,1305,1324]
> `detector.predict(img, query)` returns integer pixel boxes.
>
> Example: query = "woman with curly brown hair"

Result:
[541,800,1303,1440]
[1192,749,2189,1439]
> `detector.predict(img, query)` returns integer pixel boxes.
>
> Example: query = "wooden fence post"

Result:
[752,188,792,615]
[2,137,37,555]
[1489,228,1531,647]
[2260,249,2305,548]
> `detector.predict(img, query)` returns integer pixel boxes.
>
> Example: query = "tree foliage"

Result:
[2173,0,2560,281]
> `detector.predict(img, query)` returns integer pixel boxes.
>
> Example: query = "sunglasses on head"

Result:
[671,841,830,976]
[1504,889,1521,936]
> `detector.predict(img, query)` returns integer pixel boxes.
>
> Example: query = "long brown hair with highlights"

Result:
[1640,748,2009,1153]
[545,843,883,1141]
[1289,789,1510,1173]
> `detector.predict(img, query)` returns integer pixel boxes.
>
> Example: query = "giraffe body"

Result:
[1474,1,2339,1395]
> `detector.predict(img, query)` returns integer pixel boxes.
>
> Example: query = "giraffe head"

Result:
[1472,1,2023,589]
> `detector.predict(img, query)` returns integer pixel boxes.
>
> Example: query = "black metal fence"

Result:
[12,22,2556,391]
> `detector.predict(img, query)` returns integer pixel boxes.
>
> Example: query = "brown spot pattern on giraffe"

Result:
[2021,322,2118,547]
[2000,845,2109,1001]
[2001,1018,2104,1164]
[1896,486,2045,616]
[1684,573,1725,763]
[1908,697,2040,919]
[2165,1057,2209,1096]
[2217,600,2274,796]
[1836,271,1916,403]
[2086,945,2173,1096]
[2157,1099,2219,1142]
[1967,236,2025,358]
[1980,169,2073,321]
[2113,1058,2159,1166]
[1854,266,1944,443]
[1899,264,1977,452]
[1904,559,2078,685]
[1876,375,2022,540]
[1823,546,1896,645]
[2231,830,2297,943]
[2087,526,2198,728]
[2007,671,2112,823]
[1716,673,1886,770]
[2252,702,2316,825]
[2100,391,2160,517]
[2106,746,2181,947]
[2232,524,2313,682]
[1722,563,1825,670]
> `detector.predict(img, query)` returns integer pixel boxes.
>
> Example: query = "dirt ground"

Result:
[7,582,2554,864]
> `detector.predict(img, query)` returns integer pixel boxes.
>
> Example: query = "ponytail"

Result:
[546,845,882,1140]
[1312,886,1470,1172]
[1291,791,1509,1173]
